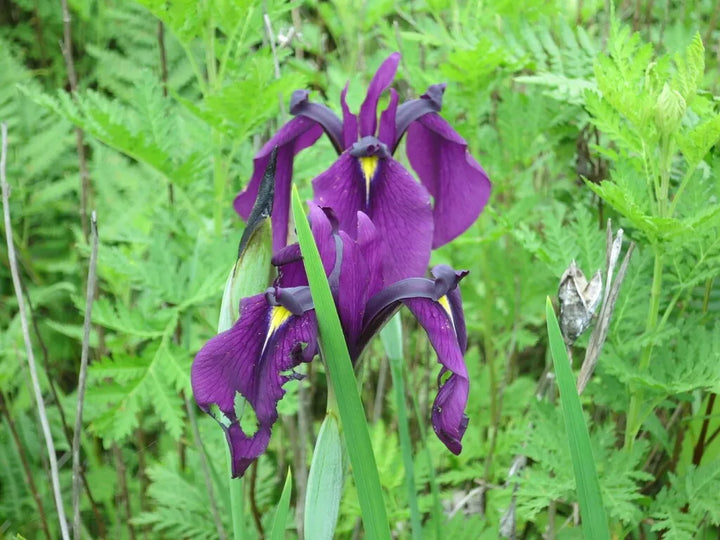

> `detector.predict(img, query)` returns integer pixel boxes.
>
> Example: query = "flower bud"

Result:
[655,83,686,135]
[218,148,277,332]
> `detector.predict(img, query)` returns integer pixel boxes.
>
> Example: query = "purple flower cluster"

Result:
[191,53,491,477]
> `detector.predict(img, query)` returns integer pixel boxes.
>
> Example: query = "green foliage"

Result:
[2,0,720,538]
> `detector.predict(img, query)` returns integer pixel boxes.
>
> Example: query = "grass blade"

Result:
[269,469,293,540]
[291,187,391,540]
[380,315,422,540]
[545,297,610,540]
[304,413,344,540]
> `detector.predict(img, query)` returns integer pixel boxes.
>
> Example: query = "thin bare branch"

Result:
[72,211,99,539]
[0,390,52,540]
[577,221,636,394]
[184,394,227,540]
[2,123,70,539]
[59,0,91,241]
[113,444,136,540]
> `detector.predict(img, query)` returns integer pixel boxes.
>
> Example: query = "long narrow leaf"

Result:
[380,315,422,540]
[269,470,293,540]
[291,187,391,540]
[545,297,610,539]
[304,413,344,540]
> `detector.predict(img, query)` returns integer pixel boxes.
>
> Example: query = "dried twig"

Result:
[577,221,636,393]
[0,390,52,540]
[262,12,281,79]
[113,444,136,540]
[2,123,70,539]
[184,394,227,540]
[60,0,91,241]
[72,211,98,539]
[20,272,104,534]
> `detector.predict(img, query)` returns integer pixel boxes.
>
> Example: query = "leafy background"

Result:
[1,0,719,538]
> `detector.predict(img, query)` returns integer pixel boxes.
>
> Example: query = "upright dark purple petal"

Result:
[406,113,491,248]
[192,294,317,477]
[234,117,323,252]
[358,53,401,137]
[341,83,358,149]
[312,153,432,283]
[378,88,399,148]
[334,213,384,355]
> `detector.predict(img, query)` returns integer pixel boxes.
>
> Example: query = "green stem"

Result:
[625,249,664,450]
[230,474,245,540]
[381,315,422,540]
[212,129,225,235]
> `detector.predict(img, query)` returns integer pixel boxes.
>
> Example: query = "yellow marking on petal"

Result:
[262,305,293,355]
[438,295,456,332]
[268,306,292,336]
[359,156,379,205]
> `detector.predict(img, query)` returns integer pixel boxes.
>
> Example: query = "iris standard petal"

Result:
[340,83,358,149]
[191,294,317,477]
[378,88,399,148]
[234,116,324,252]
[358,52,401,137]
[404,297,469,454]
[406,112,491,248]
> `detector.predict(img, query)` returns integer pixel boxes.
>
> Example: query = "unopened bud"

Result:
[218,148,278,332]
[655,83,686,135]
[558,261,602,345]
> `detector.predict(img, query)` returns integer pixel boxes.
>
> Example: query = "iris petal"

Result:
[404,297,469,454]
[312,153,432,283]
[192,294,317,477]
[358,53,401,137]
[340,83,358,149]
[406,113,491,248]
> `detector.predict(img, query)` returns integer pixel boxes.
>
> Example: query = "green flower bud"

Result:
[218,149,277,332]
[655,83,686,135]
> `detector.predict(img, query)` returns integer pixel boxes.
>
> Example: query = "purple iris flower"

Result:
[192,205,470,477]
[234,53,491,282]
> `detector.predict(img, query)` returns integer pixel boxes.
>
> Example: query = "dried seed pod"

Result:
[557,261,602,345]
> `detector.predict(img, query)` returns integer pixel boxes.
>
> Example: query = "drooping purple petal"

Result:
[312,152,432,283]
[369,158,433,282]
[234,116,324,252]
[359,53,401,137]
[312,153,365,234]
[404,297,469,454]
[406,113,491,248]
[192,293,317,477]
[340,83,358,149]
[378,88,399,148]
